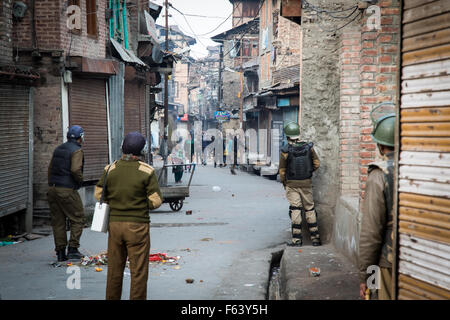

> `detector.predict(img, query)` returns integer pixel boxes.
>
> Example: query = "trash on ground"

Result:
[186,210,192,215]
[244,284,255,287]
[200,238,213,242]
[67,262,73,267]
[51,262,62,268]
[95,267,103,272]
[298,249,302,253]
[81,252,108,266]
[0,241,19,247]
[309,267,321,277]
[149,253,180,265]
[212,186,221,192]
[185,278,194,284]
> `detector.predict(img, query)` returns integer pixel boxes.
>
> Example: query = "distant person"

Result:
[95,132,162,300]
[47,125,86,262]
[279,122,321,247]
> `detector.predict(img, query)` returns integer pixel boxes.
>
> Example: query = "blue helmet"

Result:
[67,125,84,141]
[121,132,148,156]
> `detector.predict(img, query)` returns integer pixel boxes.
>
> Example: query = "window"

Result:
[86,0,97,37]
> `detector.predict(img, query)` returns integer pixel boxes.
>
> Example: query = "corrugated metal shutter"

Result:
[69,78,109,181]
[0,85,30,217]
[124,81,145,136]
[398,0,450,299]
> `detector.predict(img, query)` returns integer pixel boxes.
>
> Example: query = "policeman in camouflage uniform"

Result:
[47,125,85,262]
[358,113,395,300]
[95,132,162,300]
[279,122,321,247]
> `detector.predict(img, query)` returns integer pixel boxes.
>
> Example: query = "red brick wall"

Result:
[13,0,106,58]
[0,0,13,65]
[339,0,400,201]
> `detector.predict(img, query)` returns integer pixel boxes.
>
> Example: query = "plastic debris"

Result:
[95,267,103,272]
[309,267,321,277]
[81,252,108,266]
[0,241,18,246]
[212,186,221,192]
[67,262,73,267]
[149,253,179,265]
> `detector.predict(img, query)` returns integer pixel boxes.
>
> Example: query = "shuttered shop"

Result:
[398,0,450,299]
[0,85,31,217]
[124,81,146,135]
[69,78,109,181]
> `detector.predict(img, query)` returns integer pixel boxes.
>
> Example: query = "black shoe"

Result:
[312,239,322,246]
[287,241,302,247]
[67,247,83,260]
[56,249,68,262]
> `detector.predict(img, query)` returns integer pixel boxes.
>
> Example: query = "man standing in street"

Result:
[358,113,396,300]
[279,122,321,247]
[47,125,86,262]
[95,132,162,300]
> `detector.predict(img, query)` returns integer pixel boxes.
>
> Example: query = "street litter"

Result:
[81,252,108,266]
[200,238,213,242]
[309,267,321,277]
[185,278,194,284]
[95,267,103,272]
[244,284,255,287]
[51,262,62,268]
[149,253,180,265]
[212,186,221,192]
[186,210,192,215]
[0,241,19,247]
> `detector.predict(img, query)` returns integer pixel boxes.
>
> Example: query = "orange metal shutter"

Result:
[69,77,109,181]
[397,0,450,299]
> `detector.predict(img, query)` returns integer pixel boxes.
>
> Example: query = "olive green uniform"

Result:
[47,149,85,251]
[95,158,163,300]
[358,152,394,300]
[279,139,321,245]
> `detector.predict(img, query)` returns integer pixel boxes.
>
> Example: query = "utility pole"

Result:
[218,44,223,109]
[163,0,169,164]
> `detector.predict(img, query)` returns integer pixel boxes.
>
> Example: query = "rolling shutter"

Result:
[69,78,109,181]
[0,85,30,217]
[124,81,146,135]
[397,0,450,299]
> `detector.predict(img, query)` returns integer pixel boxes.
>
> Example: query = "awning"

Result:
[110,38,147,67]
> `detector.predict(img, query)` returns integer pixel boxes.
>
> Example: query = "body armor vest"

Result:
[285,142,314,181]
[368,153,394,264]
[49,140,84,189]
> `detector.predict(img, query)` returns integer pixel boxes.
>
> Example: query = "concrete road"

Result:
[0,165,290,300]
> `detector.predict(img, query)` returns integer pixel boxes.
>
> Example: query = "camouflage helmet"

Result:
[371,113,395,147]
[284,122,300,138]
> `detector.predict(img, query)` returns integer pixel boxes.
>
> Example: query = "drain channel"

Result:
[266,249,284,300]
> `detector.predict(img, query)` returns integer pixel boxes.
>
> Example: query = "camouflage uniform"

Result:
[358,151,394,300]
[279,138,321,246]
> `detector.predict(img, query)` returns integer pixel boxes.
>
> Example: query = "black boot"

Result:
[56,249,68,262]
[312,239,322,246]
[67,247,83,260]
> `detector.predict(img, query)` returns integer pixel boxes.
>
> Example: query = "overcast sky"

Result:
[153,0,233,58]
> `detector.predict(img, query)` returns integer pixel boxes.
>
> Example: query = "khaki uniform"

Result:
[95,157,162,300]
[47,149,85,251]
[358,152,394,300]
[279,139,321,244]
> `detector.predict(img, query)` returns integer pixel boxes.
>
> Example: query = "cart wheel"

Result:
[169,200,183,212]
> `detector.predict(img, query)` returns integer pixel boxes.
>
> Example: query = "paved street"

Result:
[0,165,290,300]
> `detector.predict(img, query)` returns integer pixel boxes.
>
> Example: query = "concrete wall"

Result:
[299,0,351,243]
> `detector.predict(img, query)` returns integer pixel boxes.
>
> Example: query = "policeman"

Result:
[95,132,163,300]
[47,125,85,262]
[358,112,395,300]
[279,122,321,247]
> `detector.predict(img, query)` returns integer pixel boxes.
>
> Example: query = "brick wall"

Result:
[338,0,400,202]
[0,0,13,64]
[60,0,107,59]
[339,29,362,197]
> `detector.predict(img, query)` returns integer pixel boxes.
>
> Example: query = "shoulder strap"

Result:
[100,161,116,204]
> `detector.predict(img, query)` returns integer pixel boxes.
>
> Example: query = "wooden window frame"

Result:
[86,0,98,38]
